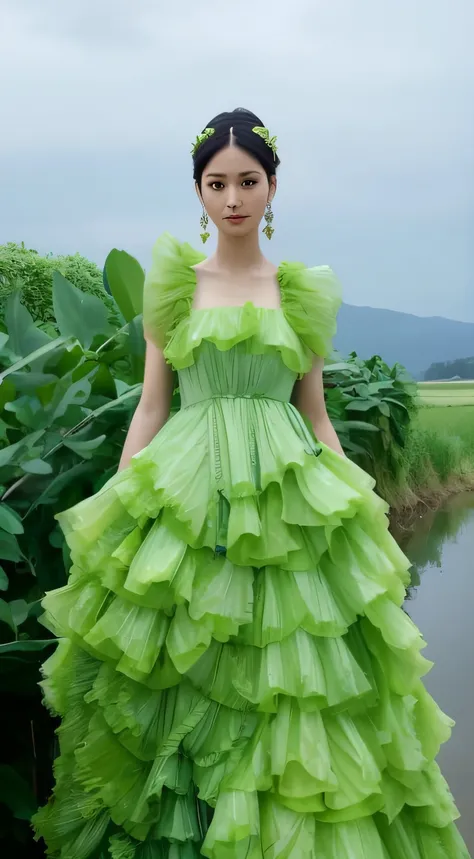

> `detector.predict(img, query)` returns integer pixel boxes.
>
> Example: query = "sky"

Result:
[1,0,473,322]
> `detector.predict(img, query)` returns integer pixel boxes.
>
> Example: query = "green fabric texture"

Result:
[32,233,470,858]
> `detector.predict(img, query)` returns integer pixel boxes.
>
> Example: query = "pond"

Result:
[398,493,474,851]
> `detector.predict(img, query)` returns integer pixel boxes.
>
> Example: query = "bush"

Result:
[0,254,146,854]
[323,351,418,497]
[0,242,118,326]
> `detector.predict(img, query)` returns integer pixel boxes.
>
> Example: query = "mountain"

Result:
[334,304,474,379]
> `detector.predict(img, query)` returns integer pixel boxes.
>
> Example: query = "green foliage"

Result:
[0,242,119,327]
[0,253,146,852]
[104,248,145,321]
[324,351,418,494]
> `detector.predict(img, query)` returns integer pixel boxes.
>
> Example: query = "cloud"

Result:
[1,0,473,322]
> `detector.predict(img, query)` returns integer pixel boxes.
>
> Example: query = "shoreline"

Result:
[389,472,474,534]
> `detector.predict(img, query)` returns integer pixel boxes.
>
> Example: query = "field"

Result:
[417,379,474,407]
[387,393,474,519]
[417,404,474,446]
[416,382,474,473]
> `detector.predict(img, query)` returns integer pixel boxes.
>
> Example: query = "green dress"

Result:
[33,233,470,858]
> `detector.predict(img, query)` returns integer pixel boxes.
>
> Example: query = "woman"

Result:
[33,109,470,858]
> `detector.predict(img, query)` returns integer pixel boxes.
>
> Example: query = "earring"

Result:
[263,203,274,240]
[200,208,210,244]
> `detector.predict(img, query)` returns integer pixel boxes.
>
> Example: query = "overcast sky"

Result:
[1,0,473,321]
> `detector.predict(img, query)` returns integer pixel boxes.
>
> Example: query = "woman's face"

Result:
[197,145,276,239]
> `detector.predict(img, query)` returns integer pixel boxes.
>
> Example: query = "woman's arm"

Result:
[117,336,174,472]
[293,356,345,457]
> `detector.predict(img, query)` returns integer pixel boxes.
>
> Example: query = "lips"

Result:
[225,215,248,222]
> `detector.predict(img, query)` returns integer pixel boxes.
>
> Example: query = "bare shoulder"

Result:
[192,258,215,273]
[262,258,279,277]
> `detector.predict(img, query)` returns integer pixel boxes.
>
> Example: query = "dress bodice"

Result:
[178,337,297,408]
[141,234,343,395]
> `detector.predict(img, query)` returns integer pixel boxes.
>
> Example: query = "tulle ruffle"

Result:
[141,233,342,365]
[55,398,390,570]
[164,303,313,376]
[33,636,465,856]
[33,634,461,843]
[34,414,464,854]
[278,260,342,359]
[142,233,205,349]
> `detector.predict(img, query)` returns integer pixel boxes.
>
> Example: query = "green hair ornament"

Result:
[252,126,278,159]
[191,124,278,159]
[191,127,215,155]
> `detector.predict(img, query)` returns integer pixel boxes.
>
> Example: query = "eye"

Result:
[209,181,224,190]
[242,179,257,187]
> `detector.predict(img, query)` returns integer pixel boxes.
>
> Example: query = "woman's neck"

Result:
[214,231,266,273]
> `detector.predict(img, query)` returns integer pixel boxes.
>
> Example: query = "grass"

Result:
[387,403,474,526]
[417,404,474,447]
[417,380,474,407]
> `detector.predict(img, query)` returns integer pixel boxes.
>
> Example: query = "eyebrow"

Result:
[205,170,262,178]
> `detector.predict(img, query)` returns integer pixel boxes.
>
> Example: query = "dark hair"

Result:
[192,107,280,188]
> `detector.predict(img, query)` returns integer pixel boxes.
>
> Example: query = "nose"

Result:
[225,185,242,210]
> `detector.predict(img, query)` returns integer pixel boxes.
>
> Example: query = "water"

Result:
[399,493,474,850]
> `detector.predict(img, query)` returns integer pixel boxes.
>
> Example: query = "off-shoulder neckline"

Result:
[189,261,286,313]
[143,233,341,360]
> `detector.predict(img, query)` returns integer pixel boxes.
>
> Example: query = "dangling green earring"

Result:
[263,202,274,240]
[200,208,210,244]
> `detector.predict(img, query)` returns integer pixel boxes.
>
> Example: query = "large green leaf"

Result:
[343,439,374,456]
[90,362,117,398]
[53,271,113,349]
[0,503,24,534]
[0,377,16,410]
[25,461,90,516]
[21,458,53,475]
[0,638,56,653]
[0,765,37,820]
[8,371,59,393]
[382,396,409,412]
[63,434,106,459]
[0,598,15,631]
[0,429,45,469]
[341,420,380,433]
[323,362,356,373]
[10,598,29,628]
[345,398,380,412]
[0,335,74,382]
[4,292,53,359]
[0,598,29,632]
[0,531,22,561]
[127,315,146,385]
[4,394,43,429]
[66,382,141,431]
[50,373,93,421]
[104,249,144,321]
[368,380,395,394]
[0,565,8,590]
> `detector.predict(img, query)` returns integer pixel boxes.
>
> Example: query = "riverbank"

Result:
[394,492,474,850]
[387,404,474,531]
